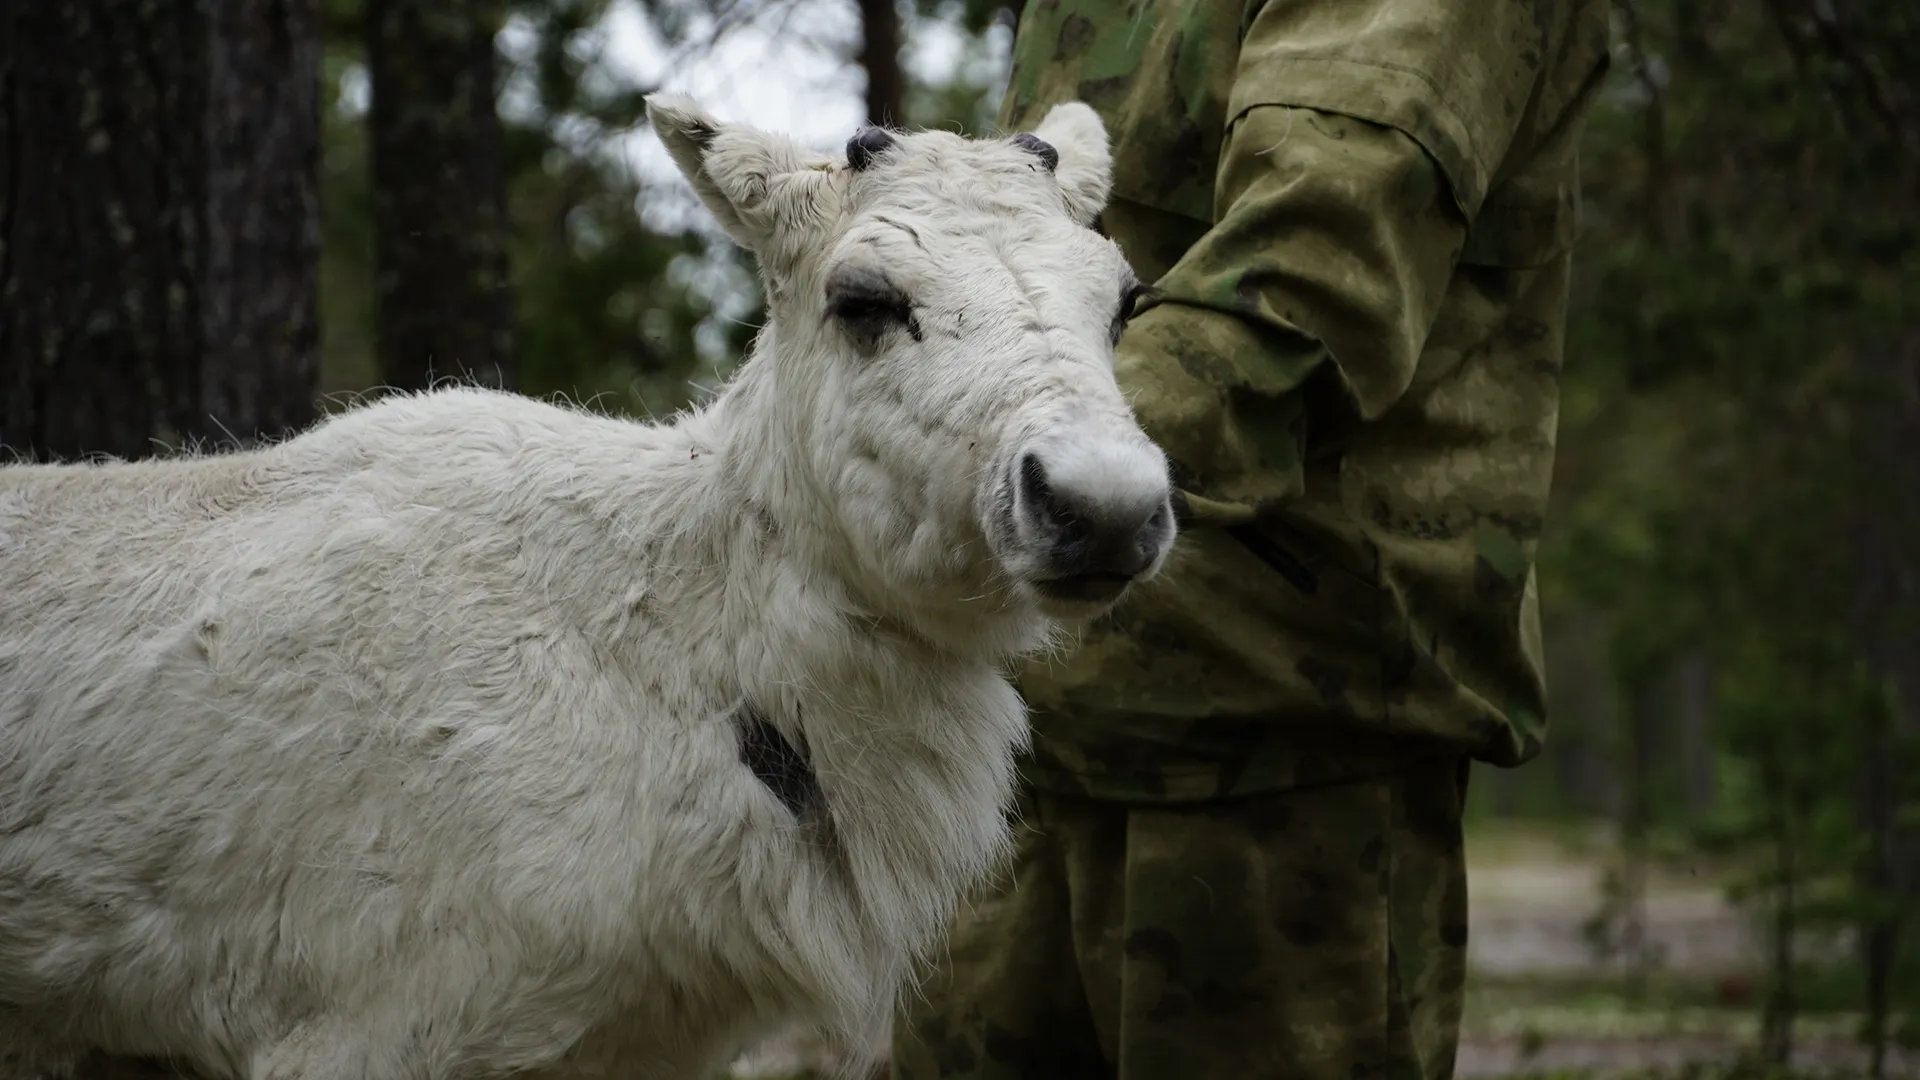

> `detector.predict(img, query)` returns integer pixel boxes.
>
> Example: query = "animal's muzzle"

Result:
[1015,448,1174,605]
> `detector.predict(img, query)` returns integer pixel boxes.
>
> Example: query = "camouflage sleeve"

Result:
[1120,0,1552,515]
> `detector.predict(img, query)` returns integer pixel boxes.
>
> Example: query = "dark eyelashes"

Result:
[828,292,912,325]
[825,285,923,346]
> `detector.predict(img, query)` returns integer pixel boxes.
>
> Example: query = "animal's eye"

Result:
[829,293,911,325]
[823,269,922,347]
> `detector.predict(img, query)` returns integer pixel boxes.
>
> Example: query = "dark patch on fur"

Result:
[735,703,823,819]
[1112,281,1158,345]
[746,499,781,541]
[193,619,220,661]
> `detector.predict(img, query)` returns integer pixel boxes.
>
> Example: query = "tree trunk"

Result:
[1762,805,1798,1066]
[1545,608,1623,817]
[1674,652,1718,817]
[202,0,324,440]
[0,3,316,1075]
[365,0,515,392]
[1861,693,1894,1080]
[0,0,321,463]
[856,0,906,128]
[1619,675,1659,1002]
[1847,330,1920,1080]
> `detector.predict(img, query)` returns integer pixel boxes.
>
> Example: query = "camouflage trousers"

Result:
[891,756,1472,1080]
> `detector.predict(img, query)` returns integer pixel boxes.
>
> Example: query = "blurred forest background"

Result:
[2,0,1917,1076]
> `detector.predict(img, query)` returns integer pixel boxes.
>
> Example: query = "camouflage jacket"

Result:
[998,0,1614,801]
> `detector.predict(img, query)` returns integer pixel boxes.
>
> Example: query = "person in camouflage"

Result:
[891,0,1613,1077]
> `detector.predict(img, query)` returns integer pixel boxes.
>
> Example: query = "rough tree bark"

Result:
[0,0,321,463]
[365,0,516,392]
[0,3,317,1073]
[856,0,906,128]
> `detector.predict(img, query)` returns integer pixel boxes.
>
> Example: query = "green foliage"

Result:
[903,0,1017,133]
[319,0,764,418]
[496,0,760,416]
[1532,0,1920,1065]
[319,0,1019,417]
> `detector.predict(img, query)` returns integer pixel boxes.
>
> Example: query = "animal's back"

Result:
[0,389,732,1073]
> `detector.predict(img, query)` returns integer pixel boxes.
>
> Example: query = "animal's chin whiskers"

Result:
[1024,621,1075,665]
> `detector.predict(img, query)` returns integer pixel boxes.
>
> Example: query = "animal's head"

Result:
[647,95,1175,633]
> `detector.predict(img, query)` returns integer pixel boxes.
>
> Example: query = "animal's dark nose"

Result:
[1018,450,1174,604]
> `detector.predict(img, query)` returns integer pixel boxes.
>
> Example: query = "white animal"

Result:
[0,96,1175,1080]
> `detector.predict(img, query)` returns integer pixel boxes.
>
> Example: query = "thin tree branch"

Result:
[1618,0,1672,242]
[1807,4,1917,154]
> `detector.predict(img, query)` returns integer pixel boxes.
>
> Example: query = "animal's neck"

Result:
[636,330,1038,1038]
[746,614,1029,1049]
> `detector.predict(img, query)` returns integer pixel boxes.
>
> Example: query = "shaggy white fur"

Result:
[0,96,1174,1080]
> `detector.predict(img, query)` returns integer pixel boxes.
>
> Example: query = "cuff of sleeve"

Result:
[1115,301,1321,510]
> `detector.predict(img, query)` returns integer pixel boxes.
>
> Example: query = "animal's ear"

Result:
[646,93,835,254]
[1030,102,1113,227]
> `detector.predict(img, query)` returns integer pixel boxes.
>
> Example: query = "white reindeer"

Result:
[0,96,1175,1080]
